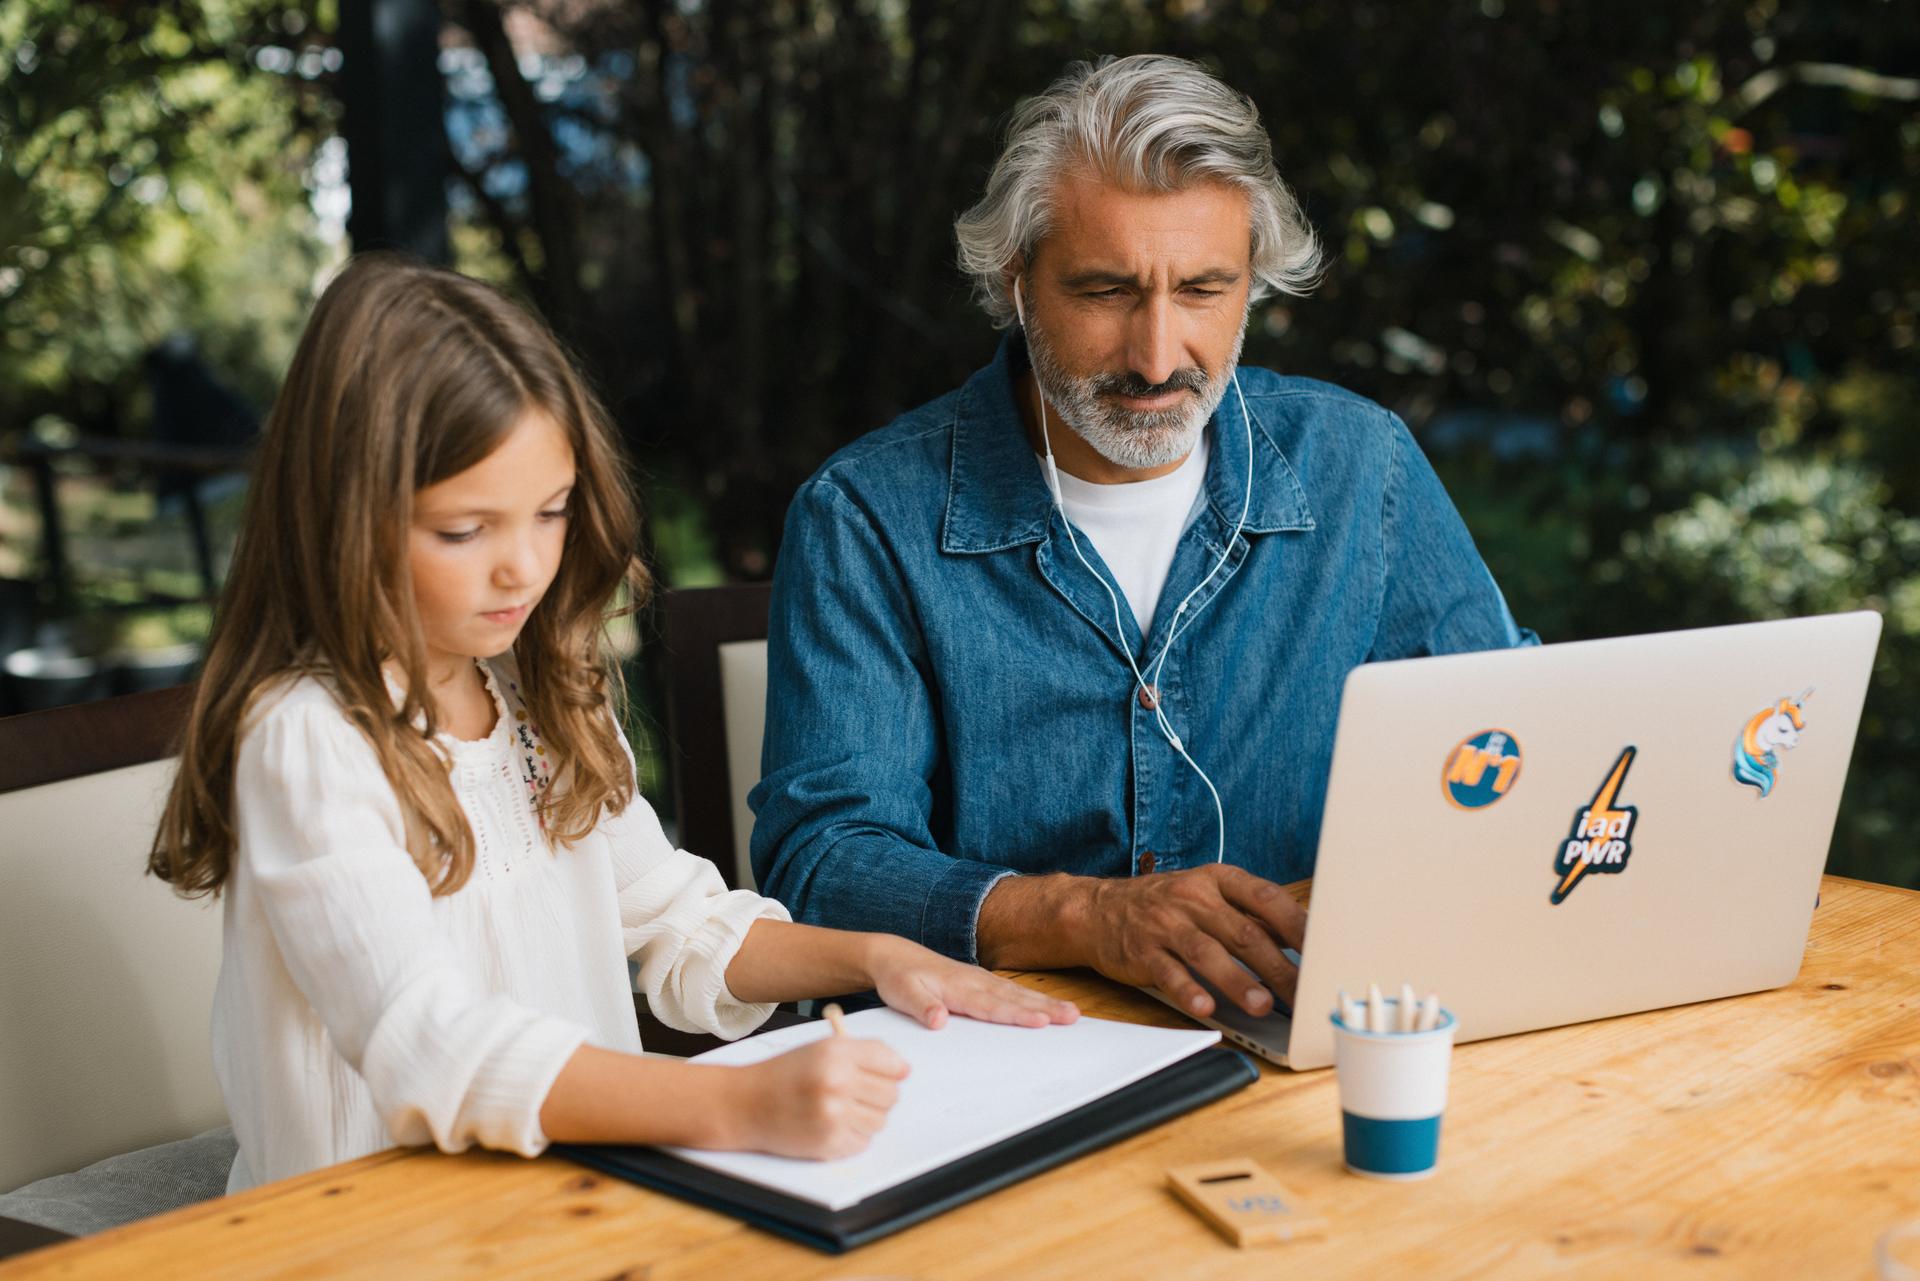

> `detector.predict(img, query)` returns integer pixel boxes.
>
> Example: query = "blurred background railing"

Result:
[2,0,1915,886]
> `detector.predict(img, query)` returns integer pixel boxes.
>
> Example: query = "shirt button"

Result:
[1139,850,1157,874]
[1138,684,1159,710]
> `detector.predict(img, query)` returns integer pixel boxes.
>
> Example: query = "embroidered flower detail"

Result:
[503,674,554,829]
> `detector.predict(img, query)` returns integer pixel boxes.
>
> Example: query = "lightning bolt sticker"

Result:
[1551,746,1639,905]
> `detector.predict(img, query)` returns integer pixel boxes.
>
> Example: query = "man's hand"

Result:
[1080,865,1305,1018]
[977,865,1305,1018]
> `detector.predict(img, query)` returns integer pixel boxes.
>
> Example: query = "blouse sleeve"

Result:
[232,693,590,1158]
[601,724,789,1039]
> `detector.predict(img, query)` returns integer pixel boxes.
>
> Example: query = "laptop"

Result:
[1147,611,1883,1070]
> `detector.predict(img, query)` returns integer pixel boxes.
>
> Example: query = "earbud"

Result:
[1013,275,1027,328]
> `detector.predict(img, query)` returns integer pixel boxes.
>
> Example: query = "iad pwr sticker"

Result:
[1551,746,1638,905]
[1733,689,1812,798]
[1443,729,1523,810]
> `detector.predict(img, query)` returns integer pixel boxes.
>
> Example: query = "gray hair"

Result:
[955,54,1323,328]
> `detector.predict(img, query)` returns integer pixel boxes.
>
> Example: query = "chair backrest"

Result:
[0,687,226,1192]
[659,584,772,890]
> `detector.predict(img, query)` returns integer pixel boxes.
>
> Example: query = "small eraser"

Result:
[1166,1159,1328,1247]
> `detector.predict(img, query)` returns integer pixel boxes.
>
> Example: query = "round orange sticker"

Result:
[1443,729,1523,810]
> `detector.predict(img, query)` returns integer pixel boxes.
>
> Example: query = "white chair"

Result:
[716,639,768,889]
[660,583,773,890]
[0,687,230,1249]
[639,585,818,1056]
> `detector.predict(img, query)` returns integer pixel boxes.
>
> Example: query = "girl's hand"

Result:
[733,1037,910,1159]
[868,936,1080,1030]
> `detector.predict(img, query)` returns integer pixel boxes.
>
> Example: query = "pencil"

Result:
[823,1002,848,1036]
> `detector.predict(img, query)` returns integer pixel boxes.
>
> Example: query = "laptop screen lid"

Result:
[1284,612,1881,1070]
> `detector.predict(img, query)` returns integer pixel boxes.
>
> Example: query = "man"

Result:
[750,54,1532,1023]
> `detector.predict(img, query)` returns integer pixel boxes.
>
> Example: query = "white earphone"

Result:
[1016,274,1255,866]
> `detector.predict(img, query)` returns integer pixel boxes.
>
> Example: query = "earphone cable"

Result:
[1027,307,1255,865]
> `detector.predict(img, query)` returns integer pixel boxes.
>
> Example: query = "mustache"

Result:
[1091,367,1210,399]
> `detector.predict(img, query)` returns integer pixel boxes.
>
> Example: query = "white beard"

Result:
[1026,316,1246,471]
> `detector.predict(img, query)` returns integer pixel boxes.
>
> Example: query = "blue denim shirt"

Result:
[751,336,1533,962]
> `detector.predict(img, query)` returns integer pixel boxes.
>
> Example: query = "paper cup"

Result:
[1329,1003,1457,1180]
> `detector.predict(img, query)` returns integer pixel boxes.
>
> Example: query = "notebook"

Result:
[558,1011,1258,1251]
[662,1009,1219,1209]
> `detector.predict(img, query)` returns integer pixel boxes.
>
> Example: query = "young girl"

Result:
[149,256,1076,1193]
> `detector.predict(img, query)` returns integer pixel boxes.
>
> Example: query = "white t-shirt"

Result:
[212,652,787,1192]
[1046,428,1210,639]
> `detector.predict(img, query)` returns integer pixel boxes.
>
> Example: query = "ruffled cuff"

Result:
[458,1015,592,1156]
[640,891,791,1040]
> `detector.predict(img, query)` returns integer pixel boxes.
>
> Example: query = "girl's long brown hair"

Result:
[150,254,648,897]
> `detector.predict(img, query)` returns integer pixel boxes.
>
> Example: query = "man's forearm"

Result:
[975,873,1098,970]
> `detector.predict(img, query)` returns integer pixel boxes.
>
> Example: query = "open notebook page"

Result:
[663,1009,1220,1211]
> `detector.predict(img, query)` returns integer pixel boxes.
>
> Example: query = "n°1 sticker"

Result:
[1733,689,1813,798]
[1443,729,1523,810]
[1550,746,1638,905]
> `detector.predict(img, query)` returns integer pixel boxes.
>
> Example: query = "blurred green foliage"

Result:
[0,0,339,437]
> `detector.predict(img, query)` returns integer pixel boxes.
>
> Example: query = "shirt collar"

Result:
[941,332,1316,555]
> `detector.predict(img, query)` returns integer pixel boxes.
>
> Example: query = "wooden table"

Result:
[8,875,1918,1280]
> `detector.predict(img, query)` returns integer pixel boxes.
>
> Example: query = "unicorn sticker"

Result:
[1733,689,1813,798]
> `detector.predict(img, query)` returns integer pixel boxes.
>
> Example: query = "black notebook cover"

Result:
[558,1045,1259,1254]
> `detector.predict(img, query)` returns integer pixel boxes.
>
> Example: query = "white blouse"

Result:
[212,655,788,1193]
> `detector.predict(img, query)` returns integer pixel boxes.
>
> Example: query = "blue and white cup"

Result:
[1329,1002,1457,1180]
